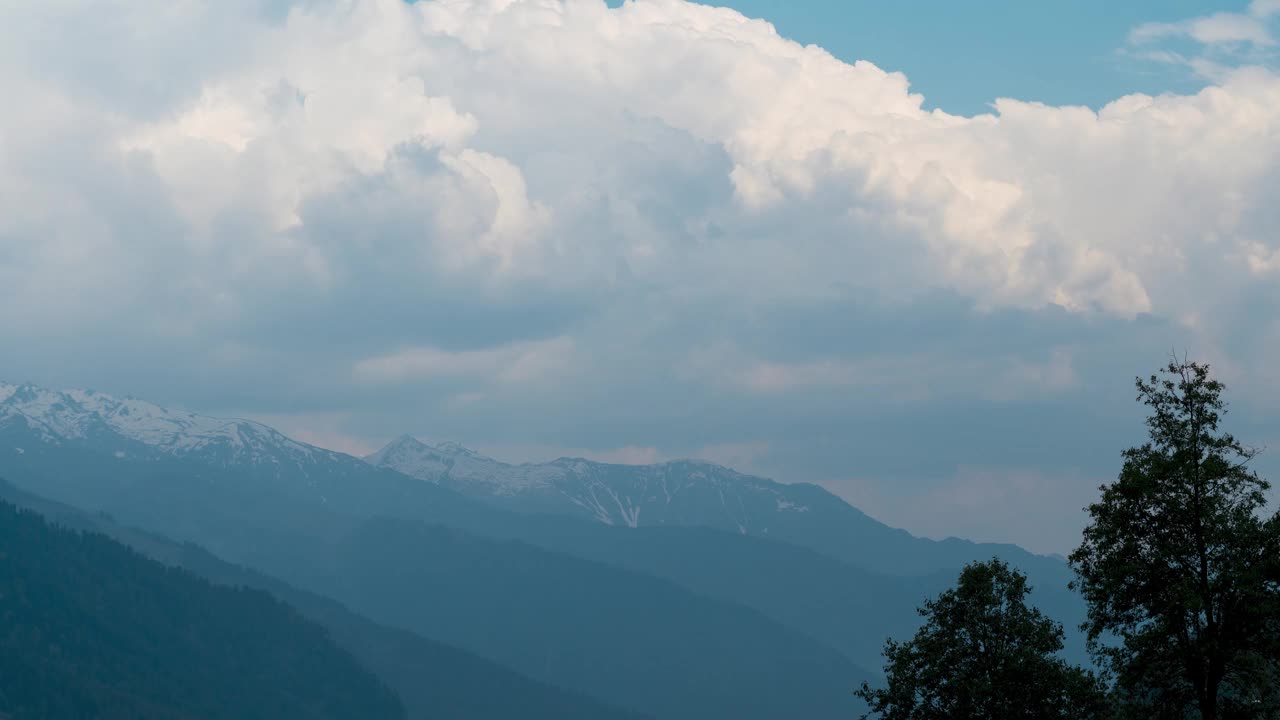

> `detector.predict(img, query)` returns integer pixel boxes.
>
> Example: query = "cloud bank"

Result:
[3,0,1279,552]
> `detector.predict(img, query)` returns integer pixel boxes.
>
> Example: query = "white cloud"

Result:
[1131,13,1274,48]
[691,441,770,472]
[994,347,1079,400]
[1253,0,1280,19]
[353,336,574,385]
[5,0,1280,326]
[584,446,665,465]
[4,0,1280,547]
[1127,2,1280,80]
[688,342,1085,404]
[734,360,868,394]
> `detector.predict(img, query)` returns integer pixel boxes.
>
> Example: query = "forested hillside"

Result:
[0,478,649,720]
[0,421,879,719]
[0,500,403,720]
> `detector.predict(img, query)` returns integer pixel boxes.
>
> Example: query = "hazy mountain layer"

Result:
[0,479,649,720]
[0,497,403,720]
[369,434,1070,580]
[0,385,876,719]
[0,382,1089,714]
[325,517,870,720]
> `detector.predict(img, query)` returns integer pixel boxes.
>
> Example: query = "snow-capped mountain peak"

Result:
[366,434,816,530]
[0,382,327,465]
[364,434,485,466]
[362,435,539,494]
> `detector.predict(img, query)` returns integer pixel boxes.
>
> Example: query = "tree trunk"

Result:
[1200,679,1218,720]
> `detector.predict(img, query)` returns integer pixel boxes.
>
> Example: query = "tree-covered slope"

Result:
[0,500,403,720]
[444,511,1089,670]
[323,517,872,720]
[0,478,649,720]
[0,418,879,719]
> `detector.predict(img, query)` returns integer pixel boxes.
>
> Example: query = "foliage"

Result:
[0,500,403,720]
[327,517,868,720]
[856,558,1107,720]
[0,437,872,720]
[168,541,652,720]
[1070,360,1280,720]
[0,476,649,720]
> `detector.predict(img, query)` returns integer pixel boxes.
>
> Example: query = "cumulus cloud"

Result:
[353,336,574,384]
[1127,1,1280,79]
[3,0,1280,547]
[7,0,1280,321]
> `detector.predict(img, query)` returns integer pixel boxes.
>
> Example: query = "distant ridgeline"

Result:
[0,499,403,720]
[0,479,650,720]
[0,382,1090,719]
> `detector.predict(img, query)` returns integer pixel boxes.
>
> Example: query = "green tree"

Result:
[0,499,405,720]
[1070,360,1280,719]
[856,558,1106,720]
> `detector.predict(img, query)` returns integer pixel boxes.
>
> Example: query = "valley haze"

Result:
[0,379,1090,718]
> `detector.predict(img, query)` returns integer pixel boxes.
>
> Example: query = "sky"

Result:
[610,0,1233,114]
[3,0,1280,554]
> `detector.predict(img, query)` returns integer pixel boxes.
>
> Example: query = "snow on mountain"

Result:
[0,381,331,467]
[365,435,569,495]
[366,434,812,531]
[0,382,1064,579]
[363,434,1071,580]
[0,382,823,537]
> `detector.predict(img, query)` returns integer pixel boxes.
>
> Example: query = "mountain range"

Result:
[366,433,1071,579]
[0,381,1088,717]
[0,477,647,720]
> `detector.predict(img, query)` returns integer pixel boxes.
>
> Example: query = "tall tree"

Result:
[1070,359,1280,719]
[856,558,1106,720]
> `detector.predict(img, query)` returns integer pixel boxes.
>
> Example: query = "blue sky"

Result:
[608,0,1250,114]
[2,0,1279,553]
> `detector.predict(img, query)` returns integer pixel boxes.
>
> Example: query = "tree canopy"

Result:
[0,499,404,720]
[856,558,1106,720]
[1070,359,1280,719]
